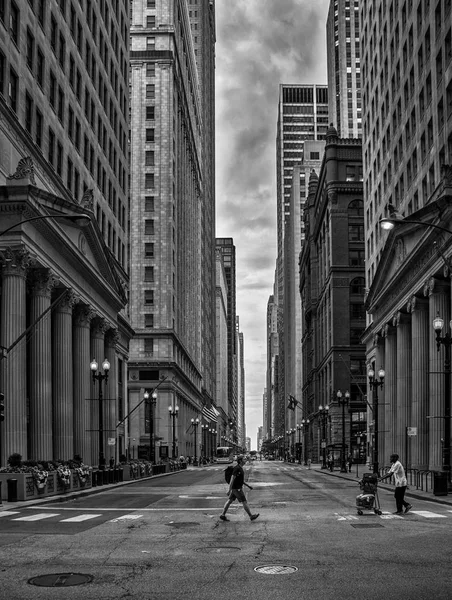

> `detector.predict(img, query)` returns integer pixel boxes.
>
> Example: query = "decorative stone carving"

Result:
[81,188,94,212]
[28,269,58,296]
[0,246,33,276]
[395,238,406,266]
[91,316,110,338]
[73,304,96,328]
[7,156,36,185]
[105,328,120,348]
[441,164,452,187]
[328,189,338,204]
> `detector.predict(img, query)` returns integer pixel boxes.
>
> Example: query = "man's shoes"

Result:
[393,511,403,515]
[250,514,259,521]
[219,515,229,521]
[404,504,412,514]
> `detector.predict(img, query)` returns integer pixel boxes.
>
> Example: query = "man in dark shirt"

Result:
[219,455,259,522]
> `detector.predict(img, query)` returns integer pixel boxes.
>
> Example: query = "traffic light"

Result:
[0,392,4,422]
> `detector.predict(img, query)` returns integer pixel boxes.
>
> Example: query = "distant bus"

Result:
[215,446,234,464]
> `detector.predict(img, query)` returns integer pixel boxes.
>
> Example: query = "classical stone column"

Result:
[394,312,412,461]
[0,247,30,461]
[105,328,119,463]
[408,296,429,470]
[90,317,108,467]
[28,269,56,460]
[425,277,450,471]
[373,332,386,466]
[73,304,95,464]
[382,322,397,459]
[53,290,77,461]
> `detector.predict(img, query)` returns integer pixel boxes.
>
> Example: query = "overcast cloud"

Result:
[215,0,331,447]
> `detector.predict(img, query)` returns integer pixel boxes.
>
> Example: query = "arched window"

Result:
[350,277,365,295]
[348,199,364,216]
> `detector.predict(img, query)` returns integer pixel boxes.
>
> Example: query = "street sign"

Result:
[107,438,116,445]
[407,427,417,436]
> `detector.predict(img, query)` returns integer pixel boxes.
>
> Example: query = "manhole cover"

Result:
[254,565,298,575]
[351,523,384,529]
[28,573,93,587]
[166,522,199,528]
[196,547,241,553]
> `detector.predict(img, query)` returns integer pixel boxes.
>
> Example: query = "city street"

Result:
[0,461,451,599]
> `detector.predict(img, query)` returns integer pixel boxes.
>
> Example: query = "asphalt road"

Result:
[0,461,451,600]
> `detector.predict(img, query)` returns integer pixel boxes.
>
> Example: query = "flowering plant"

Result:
[57,465,71,487]
[32,467,49,490]
[74,463,90,485]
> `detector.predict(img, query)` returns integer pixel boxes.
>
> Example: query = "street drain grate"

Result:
[196,547,241,553]
[28,573,93,587]
[351,523,384,529]
[254,565,298,575]
[166,522,199,528]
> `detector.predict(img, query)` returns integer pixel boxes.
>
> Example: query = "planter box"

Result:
[0,470,93,502]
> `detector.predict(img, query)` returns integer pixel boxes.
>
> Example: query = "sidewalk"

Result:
[308,462,452,507]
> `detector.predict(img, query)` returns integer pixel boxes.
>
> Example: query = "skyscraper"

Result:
[0,0,131,465]
[128,0,216,461]
[326,0,362,138]
[274,84,328,438]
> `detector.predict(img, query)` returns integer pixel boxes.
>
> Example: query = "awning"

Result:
[202,405,219,423]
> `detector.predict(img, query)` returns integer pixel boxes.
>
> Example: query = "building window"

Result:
[9,68,18,112]
[144,338,154,353]
[350,303,366,320]
[350,277,365,295]
[145,151,154,166]
[145,219,155,235]
[146,63,155,77]
[145,196,155,211]
[146,128,155,142]
[49,71,56,108]
[145,173,155,189]
[26,28,34,70]
[348,199,364,216]
[146,84,155,99]
[50,14,58,54]
[350,328,364,345]
[25,93,33,134]
[10,2,19,45]
[144,314,154,328]
[144,290,154,305]
[144,266,154,282]
[48,127,55,165]
[348,224,364,241]
[145,242,154,258]
[37,48,45,87]
[146,15,155,28]
[0,52,5,96]
[146,106,155,120]
[349,249,365,266]
[146,37,155,50]
[57,86,65,122]
[35,108,43,147]
[56,142,63,176]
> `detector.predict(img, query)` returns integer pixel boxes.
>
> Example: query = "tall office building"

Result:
[362,1,452,473]
[216,238,238,439]
[128,0,216,462]
[266,289,278,441]
[326,0,362,138]
[236,319,245,448]
[0,0,131,465]
[274,84,328,439]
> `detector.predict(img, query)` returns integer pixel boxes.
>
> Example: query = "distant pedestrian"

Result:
[328,454,334,471]
[220,455,259,522]
[379,453,412,515]
[347,454,353,473]
[109,457,115,468]
[307,458,311,470]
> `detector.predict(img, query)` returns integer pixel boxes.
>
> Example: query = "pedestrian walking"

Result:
[219,455,259,522]
[379,453,412,515]
[347,453,353,473]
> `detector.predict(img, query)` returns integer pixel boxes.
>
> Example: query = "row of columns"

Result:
[0,246,118,466]
[373,277,450,471]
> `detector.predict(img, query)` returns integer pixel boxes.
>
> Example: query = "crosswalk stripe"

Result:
[110,514,143,523]
[12,513,60,522]
[60,514,102,523]
[0,511,19,518]
[410,510,447,518]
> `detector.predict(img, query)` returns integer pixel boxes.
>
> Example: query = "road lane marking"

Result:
[110,514,143,523]
[0,511,19,517]
[60,514,103,522]
[12,513,60,521]
[410,511,447,518]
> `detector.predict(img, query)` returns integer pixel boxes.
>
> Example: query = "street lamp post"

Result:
[301,418,310,465]
[0,213,91,238]
[168,404,179,459]
[368,367,385,474]
[297,424,303,464]
[318,405,329,469]
[433,314,452,482]
[143,389,158,462]
[337,390,350,473]
[191,418,199,464]
[202,424,209,463]
[90,358,110,470]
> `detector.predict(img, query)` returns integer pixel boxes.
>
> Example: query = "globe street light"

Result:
[90,358,110,470]
[368,367,385,474]
[337,390,350,473]
[433,314,452,484]
[143,389,158,463]
[168,404,179,459]
[0,213,91,238]
[191,417,200,464]
[301,418,310,465]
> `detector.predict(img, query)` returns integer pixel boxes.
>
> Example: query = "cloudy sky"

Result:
[215,0,331,448]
